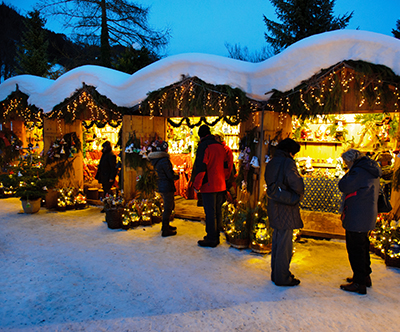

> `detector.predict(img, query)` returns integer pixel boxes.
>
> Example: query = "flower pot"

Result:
[75,203,87,210]
[226,234,250,249]
[45,189,58,209]
[151,215,162,224]
[251,242,272,254]
[57,205,67,212]
[105,208,124,229]
[21,198,41,214]
[385,255,400,268]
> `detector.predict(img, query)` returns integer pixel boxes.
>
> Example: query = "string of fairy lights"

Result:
[139,76,261,120]
[266,62,400,120]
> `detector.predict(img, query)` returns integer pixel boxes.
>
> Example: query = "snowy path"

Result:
[1,197,399,331]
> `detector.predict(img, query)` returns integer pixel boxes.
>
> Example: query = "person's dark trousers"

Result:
[102,181,113,195]
[345,230,372,285]
[216,191,226,232]
[271,228,294,285]
[201,192,221,243]
[161,192,175,230]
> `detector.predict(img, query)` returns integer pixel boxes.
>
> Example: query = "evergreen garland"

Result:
[48,84,126,124]
[139,76,261,121]
[267,60,400,117]
[167,115,241,128]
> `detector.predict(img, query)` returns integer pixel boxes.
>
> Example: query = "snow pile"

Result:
[0,30,399,113]
[1,197,400,331]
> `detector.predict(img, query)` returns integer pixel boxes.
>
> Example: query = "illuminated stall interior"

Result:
[165,116,241,199]
[83,123,121,188]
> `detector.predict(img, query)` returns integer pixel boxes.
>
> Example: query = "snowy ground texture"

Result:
[1,197,400,332]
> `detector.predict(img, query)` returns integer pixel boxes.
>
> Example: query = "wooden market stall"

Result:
[265,60,400,238]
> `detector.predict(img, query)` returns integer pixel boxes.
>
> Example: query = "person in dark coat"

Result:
[148,140,179,237]
[264,138,304,286]
[192,125,228,247]
[339,149,382,295]
[95,141,117,204]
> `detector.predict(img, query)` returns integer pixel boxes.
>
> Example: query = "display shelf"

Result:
[299,141,342,145]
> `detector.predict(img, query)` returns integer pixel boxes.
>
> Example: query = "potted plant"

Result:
[13,156,57,214]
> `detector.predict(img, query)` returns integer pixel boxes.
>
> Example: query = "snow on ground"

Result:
[1,30,399,113]
[1,197,400,332]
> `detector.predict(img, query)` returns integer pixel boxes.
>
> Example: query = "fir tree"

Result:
[393,19,400,39]
[264,0,353,54]
[15,10,50,77]
[114,46,159,74]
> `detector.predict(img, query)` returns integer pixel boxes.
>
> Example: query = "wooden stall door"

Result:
[43,118,84,189]
[122,115,165,200]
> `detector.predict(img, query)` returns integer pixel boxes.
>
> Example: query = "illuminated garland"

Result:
[48,84,125,124]
[0,88,43,125]
[139,76,262,121]
[82,119,121,129]
[167,115,242,128]
[267,60,400,118]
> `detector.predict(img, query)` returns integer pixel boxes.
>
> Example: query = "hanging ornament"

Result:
[60,146,65,154]
[250,156,260,168]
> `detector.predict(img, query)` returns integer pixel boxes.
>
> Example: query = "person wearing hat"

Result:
[192,125,228,247]
[148,140,179,237]
[264,138,304,286]
[95,141,117,212]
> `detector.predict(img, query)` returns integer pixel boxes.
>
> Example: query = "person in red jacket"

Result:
[214,131,236,231]
[192,125,228,247]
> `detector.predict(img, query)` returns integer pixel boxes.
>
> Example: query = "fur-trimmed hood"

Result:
[148,151,169,160]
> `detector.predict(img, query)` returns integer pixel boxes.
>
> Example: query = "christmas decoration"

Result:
[267,60,400,117]
[250,196,273,254]
[139,75,261,122]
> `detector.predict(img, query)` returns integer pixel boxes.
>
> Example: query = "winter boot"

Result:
[162,228,177,237]
[162,219,176,237]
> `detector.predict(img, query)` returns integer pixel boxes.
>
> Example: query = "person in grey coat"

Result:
[339,149,382,295]
[265,138,304,286]
[148,141,179,237]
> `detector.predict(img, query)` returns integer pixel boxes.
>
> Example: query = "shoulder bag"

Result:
[378,186,392,213]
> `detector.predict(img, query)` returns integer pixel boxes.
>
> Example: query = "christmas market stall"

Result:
[43,83,124,207]
[265,59,400,246]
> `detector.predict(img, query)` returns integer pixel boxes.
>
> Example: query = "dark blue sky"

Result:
[9,0,400,57]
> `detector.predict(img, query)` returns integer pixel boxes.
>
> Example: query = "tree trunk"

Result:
[100,0,111,68]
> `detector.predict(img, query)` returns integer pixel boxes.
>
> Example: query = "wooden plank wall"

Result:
[43,118,84,189]
[122,115,165,200]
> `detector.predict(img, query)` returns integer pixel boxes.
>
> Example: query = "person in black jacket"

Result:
[148,141,179,237]
[95,141,117,207]
[264,138,304,286]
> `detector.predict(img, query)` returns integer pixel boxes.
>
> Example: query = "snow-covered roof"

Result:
[1,30,399,113]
